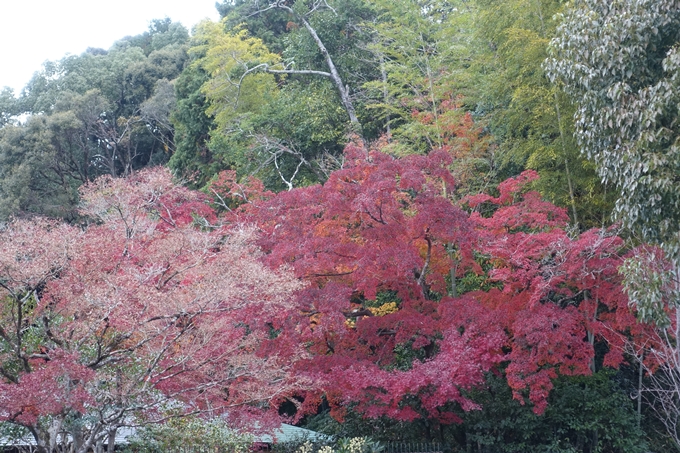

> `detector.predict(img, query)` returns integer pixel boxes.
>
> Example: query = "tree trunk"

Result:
[637,352,643,426]
[554,92,580,227]
[260,3,364,142]
[107,428,117,453]
[30,419,61,453]
[449,246,459,298]
[379,53,391,139]
[72,422,84,453]
[297,13,362,135]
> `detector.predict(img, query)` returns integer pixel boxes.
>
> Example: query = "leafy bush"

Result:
[294,437,383,453]
[123,416,252,453]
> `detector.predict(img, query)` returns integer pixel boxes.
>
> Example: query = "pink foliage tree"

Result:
[0,169,304,453]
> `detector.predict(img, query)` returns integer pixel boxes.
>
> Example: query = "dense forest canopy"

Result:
[2,1,680,452]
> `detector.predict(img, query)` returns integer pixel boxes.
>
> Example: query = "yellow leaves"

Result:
[401,206,418,218]
[344,302,398,330]
[367,301,399,316]
[199,22,280,75]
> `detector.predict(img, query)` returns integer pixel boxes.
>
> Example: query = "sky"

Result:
[0,0,222,94]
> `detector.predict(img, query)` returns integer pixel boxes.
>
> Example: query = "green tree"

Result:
[546,0,680,248]
[171,1,394,191]
[456,371,646,453]
[0,20,190,219]
[125,416,252,453]
[211,78,349,190]
[217,0,292,53]
[167,59,216,187]
[195,22,281,129]
[0,88,19,127]
[114,17,190,56]
[240,0,377,136]
[0,114,83,219]
[466,0,613,228]
[174,12,369,190]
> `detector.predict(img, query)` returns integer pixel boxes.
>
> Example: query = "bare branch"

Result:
[417,231,432,292]
[248,0,364,141]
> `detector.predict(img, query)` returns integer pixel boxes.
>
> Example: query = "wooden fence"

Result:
[383,441,448,453]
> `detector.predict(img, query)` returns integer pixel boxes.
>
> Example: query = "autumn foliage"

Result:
[0,169,304,453]
[0,144,656,452]
[217,142,654,422]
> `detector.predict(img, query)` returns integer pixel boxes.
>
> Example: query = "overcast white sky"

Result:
[0,1,221,94]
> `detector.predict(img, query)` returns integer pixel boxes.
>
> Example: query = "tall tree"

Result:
[546,4,680,444]
[243,0,373,135]
[464,0,613,228]
[0,107,91,220]
[178,15,366,190]
[546,0,680,249]
[359,0,495,196]
[167,58,216,188]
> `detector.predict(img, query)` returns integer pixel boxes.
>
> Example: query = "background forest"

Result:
[1,1,680,452]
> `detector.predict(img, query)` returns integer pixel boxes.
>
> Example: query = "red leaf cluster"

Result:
[0,351,94,425]
[469,174,652,413]
[233,146,653,421]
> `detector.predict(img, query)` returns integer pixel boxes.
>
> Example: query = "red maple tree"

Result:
[467,171,652,413]
[0,151,654,452]
[219,144,651,423]
[219,143,501,423]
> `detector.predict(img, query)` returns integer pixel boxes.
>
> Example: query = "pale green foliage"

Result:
[621,249,680,326]
[297,441,316,453]
[467,0,613,227]
[296,437,383,453]
[546,0,680,249]
[363,0,472,153]
[193,20,281,127]
[335,437,383,453]
[125,416,252,452]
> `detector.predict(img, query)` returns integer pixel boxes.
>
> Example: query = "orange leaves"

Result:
[312,219,337,238]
